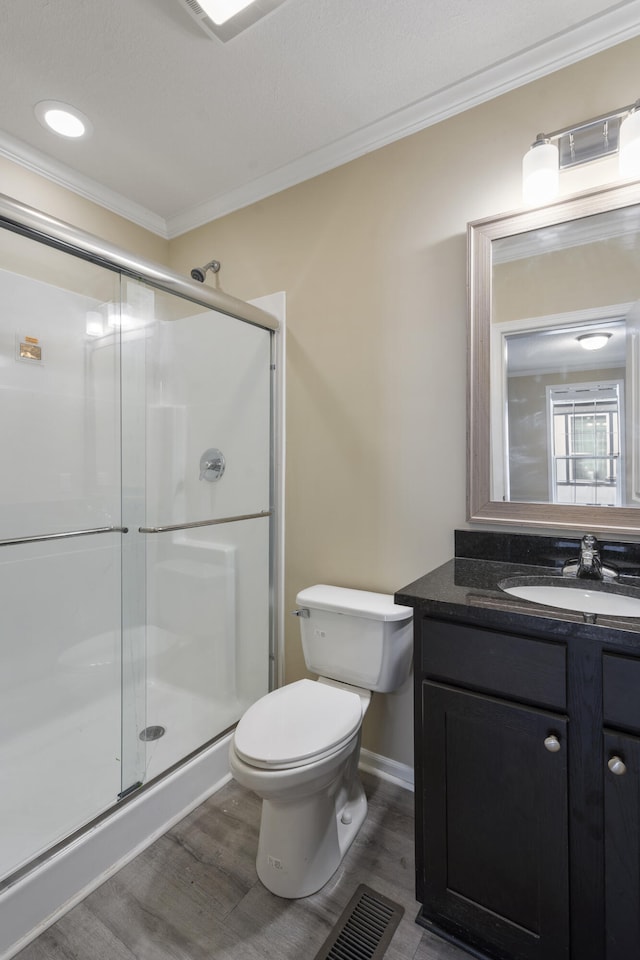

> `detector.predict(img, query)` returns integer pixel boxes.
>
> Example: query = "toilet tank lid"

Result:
[296,584,413,622]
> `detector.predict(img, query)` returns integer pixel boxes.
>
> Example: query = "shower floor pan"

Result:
[0,677,242,885]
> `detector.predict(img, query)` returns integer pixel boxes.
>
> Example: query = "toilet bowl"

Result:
[229,585,413,898]
[229,678,369,898]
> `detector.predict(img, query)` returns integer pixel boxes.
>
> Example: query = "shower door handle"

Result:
[0,525,128,547]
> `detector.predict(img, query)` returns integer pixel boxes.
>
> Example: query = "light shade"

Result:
[522,137,559,206]
[619,106,640,179]
[576,332,612,351]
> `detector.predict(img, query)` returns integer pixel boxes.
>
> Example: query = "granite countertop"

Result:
[395,547,640,651]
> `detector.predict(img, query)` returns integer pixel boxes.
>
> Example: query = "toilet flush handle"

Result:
[291,608,310,618]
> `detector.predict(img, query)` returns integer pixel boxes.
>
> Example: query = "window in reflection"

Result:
[548,382,622,506]
[500,314,627,504]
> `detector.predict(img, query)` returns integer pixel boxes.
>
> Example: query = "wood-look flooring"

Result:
[16,772,469,960]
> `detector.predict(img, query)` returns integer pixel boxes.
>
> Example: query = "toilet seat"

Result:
[233,678,363,770]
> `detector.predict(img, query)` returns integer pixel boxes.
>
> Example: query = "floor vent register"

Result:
[312,884,405,960]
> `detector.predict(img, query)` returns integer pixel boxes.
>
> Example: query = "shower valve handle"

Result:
[199,448,226,482]
[200,458,222,477]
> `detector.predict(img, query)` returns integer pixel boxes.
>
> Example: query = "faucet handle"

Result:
[581,533,598,551]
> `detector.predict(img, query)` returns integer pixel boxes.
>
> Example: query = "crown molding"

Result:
[3,1,640,241]
[167,2,640,236]
[0,131,168,237]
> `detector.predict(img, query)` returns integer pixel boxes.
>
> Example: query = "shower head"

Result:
[190,259,221,283]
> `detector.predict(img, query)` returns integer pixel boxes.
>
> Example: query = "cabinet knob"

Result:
[608,756,627,776]
[544,735,561,753]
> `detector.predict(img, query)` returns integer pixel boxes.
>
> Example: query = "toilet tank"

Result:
[295,584,413,693]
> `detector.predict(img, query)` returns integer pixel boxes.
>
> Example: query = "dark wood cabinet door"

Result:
[604,729,640,960]
[420,681,569,960]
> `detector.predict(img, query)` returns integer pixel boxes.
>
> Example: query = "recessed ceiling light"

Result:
[34,100,92,139]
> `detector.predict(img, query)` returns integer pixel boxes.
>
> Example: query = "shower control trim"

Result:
[200,448,225,482]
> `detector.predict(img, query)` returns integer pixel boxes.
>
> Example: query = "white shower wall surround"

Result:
[0,204,281,958]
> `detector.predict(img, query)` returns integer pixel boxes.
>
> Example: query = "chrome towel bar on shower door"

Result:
[0,512,272,546]
[0,525,129,547]
[139,510,271,534]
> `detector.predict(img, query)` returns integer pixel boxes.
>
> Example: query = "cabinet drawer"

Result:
[421,618,566,710]
[603,653,640,734]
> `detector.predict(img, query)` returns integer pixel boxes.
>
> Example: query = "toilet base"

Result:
[256,774,367,898]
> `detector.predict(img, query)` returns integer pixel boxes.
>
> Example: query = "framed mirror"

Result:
[468,179,640,533]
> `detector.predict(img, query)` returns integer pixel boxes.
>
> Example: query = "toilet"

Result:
[229,584,413,898]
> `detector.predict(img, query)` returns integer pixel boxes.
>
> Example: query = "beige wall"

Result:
[169,35,640,769]
[0,156,169,263]
[494,238,640,324]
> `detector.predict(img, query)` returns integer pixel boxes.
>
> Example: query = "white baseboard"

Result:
[359,748,414,791]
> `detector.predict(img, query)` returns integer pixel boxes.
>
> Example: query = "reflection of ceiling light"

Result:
[35,101,92,139]
[85,311,105,338]
[576,332,613,351]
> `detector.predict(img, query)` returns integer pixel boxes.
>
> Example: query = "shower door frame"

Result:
[0,191,282,891]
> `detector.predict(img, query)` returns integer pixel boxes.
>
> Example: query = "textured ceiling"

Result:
[1,0,640,237]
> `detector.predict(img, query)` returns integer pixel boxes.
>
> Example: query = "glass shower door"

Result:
[119,280,273,787]
[0,229,275,884]
[0,233,125,882]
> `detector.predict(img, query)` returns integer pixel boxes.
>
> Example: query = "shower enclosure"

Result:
[0,195,279,896]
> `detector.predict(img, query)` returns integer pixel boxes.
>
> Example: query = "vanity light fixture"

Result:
[522,99,640,205]
[35,100,92,139]
[522,135,559,206]
[620,102,640,179]
[576,332,612,351]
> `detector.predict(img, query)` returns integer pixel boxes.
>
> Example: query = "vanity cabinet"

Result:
[415,618,570,960]
[399,533,640,960]
[421,684,569,960]
[603,729,640,959]
[602,654,640,959]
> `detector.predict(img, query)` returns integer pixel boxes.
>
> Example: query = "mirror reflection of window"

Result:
[548,382,623,506]
[501,316,626,504]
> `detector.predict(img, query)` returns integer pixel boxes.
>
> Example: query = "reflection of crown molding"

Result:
[497,304,632,334]
[510,359,626,377]
[493,205,640,264]
[0,132,168,238]
[499,303,632,377]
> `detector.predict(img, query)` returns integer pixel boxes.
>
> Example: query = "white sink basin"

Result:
[498,577,640,618]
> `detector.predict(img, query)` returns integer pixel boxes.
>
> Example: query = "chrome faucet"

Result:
[562,534,619,581]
